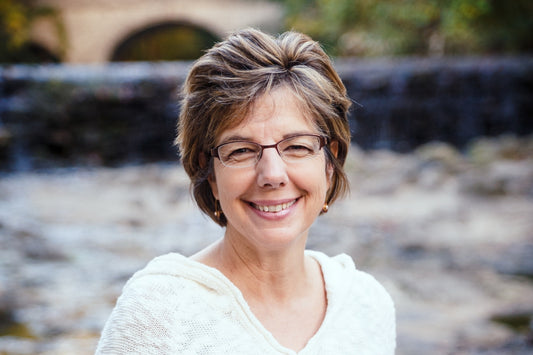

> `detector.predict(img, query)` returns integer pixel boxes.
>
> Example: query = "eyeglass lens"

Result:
[215,134,324,167]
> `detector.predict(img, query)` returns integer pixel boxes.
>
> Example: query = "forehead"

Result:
[217,87,319,142]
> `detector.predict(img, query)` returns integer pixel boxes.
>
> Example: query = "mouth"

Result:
[249,199,297,213]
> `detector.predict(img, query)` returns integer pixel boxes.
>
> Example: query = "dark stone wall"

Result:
[0,63,188,170]
[0,57,531,171]
[336,57,533,152]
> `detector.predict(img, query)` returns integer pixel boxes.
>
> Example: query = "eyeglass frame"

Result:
[210,133,329,168]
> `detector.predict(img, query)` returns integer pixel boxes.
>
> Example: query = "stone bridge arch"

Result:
[109,20,220,62]
[32,0,283,63]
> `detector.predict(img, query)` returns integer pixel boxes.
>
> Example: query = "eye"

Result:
[280,135,320,157]
[219,142,259,162]
[284,144,313,153]
[228,147,255,157]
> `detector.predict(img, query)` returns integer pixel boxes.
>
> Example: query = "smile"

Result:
[250,199,297,213]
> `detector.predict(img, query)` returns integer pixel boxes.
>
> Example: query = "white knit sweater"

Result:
[96,251,395,354]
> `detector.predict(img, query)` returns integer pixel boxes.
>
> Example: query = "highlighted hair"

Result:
[176,28,351,226]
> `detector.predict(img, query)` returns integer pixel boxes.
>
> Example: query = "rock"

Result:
[488,308,533,354]
[493,244,533,279]
[11,228,68,261]
[467,135,533,165]
[458,136,533,196]
[0,292,17,334]
[491,309,533,335]
[459,160,533,196]
[350,150,419,194]
[415,141,465,174]
[0,127,11,146]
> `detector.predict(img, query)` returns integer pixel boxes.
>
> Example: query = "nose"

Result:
[256,146,288,189]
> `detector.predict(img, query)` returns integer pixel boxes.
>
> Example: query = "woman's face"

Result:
[209,87,334,252]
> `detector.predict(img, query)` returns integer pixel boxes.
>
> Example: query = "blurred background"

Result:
[0,0,532,354]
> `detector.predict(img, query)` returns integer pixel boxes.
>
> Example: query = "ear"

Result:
[329,140,339,158]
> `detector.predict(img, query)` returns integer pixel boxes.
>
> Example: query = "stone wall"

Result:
[336,57,533,152]
[0,57,531,171]
[0,63,188,170]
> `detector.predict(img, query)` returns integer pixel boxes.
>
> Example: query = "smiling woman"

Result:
[96,28,396,354]
[206,87,334,260]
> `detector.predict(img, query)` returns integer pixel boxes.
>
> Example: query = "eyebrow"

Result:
[218,131,319,145]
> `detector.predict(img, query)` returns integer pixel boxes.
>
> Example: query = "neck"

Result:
[195,232,311,302]
[191,232,327,352]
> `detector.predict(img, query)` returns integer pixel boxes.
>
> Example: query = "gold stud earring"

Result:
[322,203,329,213]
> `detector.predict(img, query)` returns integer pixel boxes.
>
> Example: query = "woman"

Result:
[96,28,395,354]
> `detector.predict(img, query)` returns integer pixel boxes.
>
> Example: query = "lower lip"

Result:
[248,200,298,220]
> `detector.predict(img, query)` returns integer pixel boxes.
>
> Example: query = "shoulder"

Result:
[306,250,396,353]
[96,253,280,354]
[108,252,231,313]
[96,253,217,354]
[307,250,394,309]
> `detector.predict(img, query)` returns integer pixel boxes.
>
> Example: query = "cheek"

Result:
[209,165,252,201]
[295,158,332,194]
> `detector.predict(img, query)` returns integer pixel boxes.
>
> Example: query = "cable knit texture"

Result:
[96,250,395,354]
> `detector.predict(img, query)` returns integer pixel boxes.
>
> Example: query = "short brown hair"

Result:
[176,28,351,226]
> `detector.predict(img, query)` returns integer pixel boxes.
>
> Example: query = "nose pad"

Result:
[256,147,288,188]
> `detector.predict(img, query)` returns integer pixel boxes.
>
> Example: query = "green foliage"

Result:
[0,0,65,63]
[0,0,31,50]
[273,0,533,56]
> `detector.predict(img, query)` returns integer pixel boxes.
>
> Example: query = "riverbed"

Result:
[1,136,532,354]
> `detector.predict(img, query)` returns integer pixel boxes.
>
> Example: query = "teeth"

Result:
[254,200,296,213]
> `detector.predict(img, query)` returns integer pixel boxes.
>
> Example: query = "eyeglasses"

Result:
[211,134,328,168]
